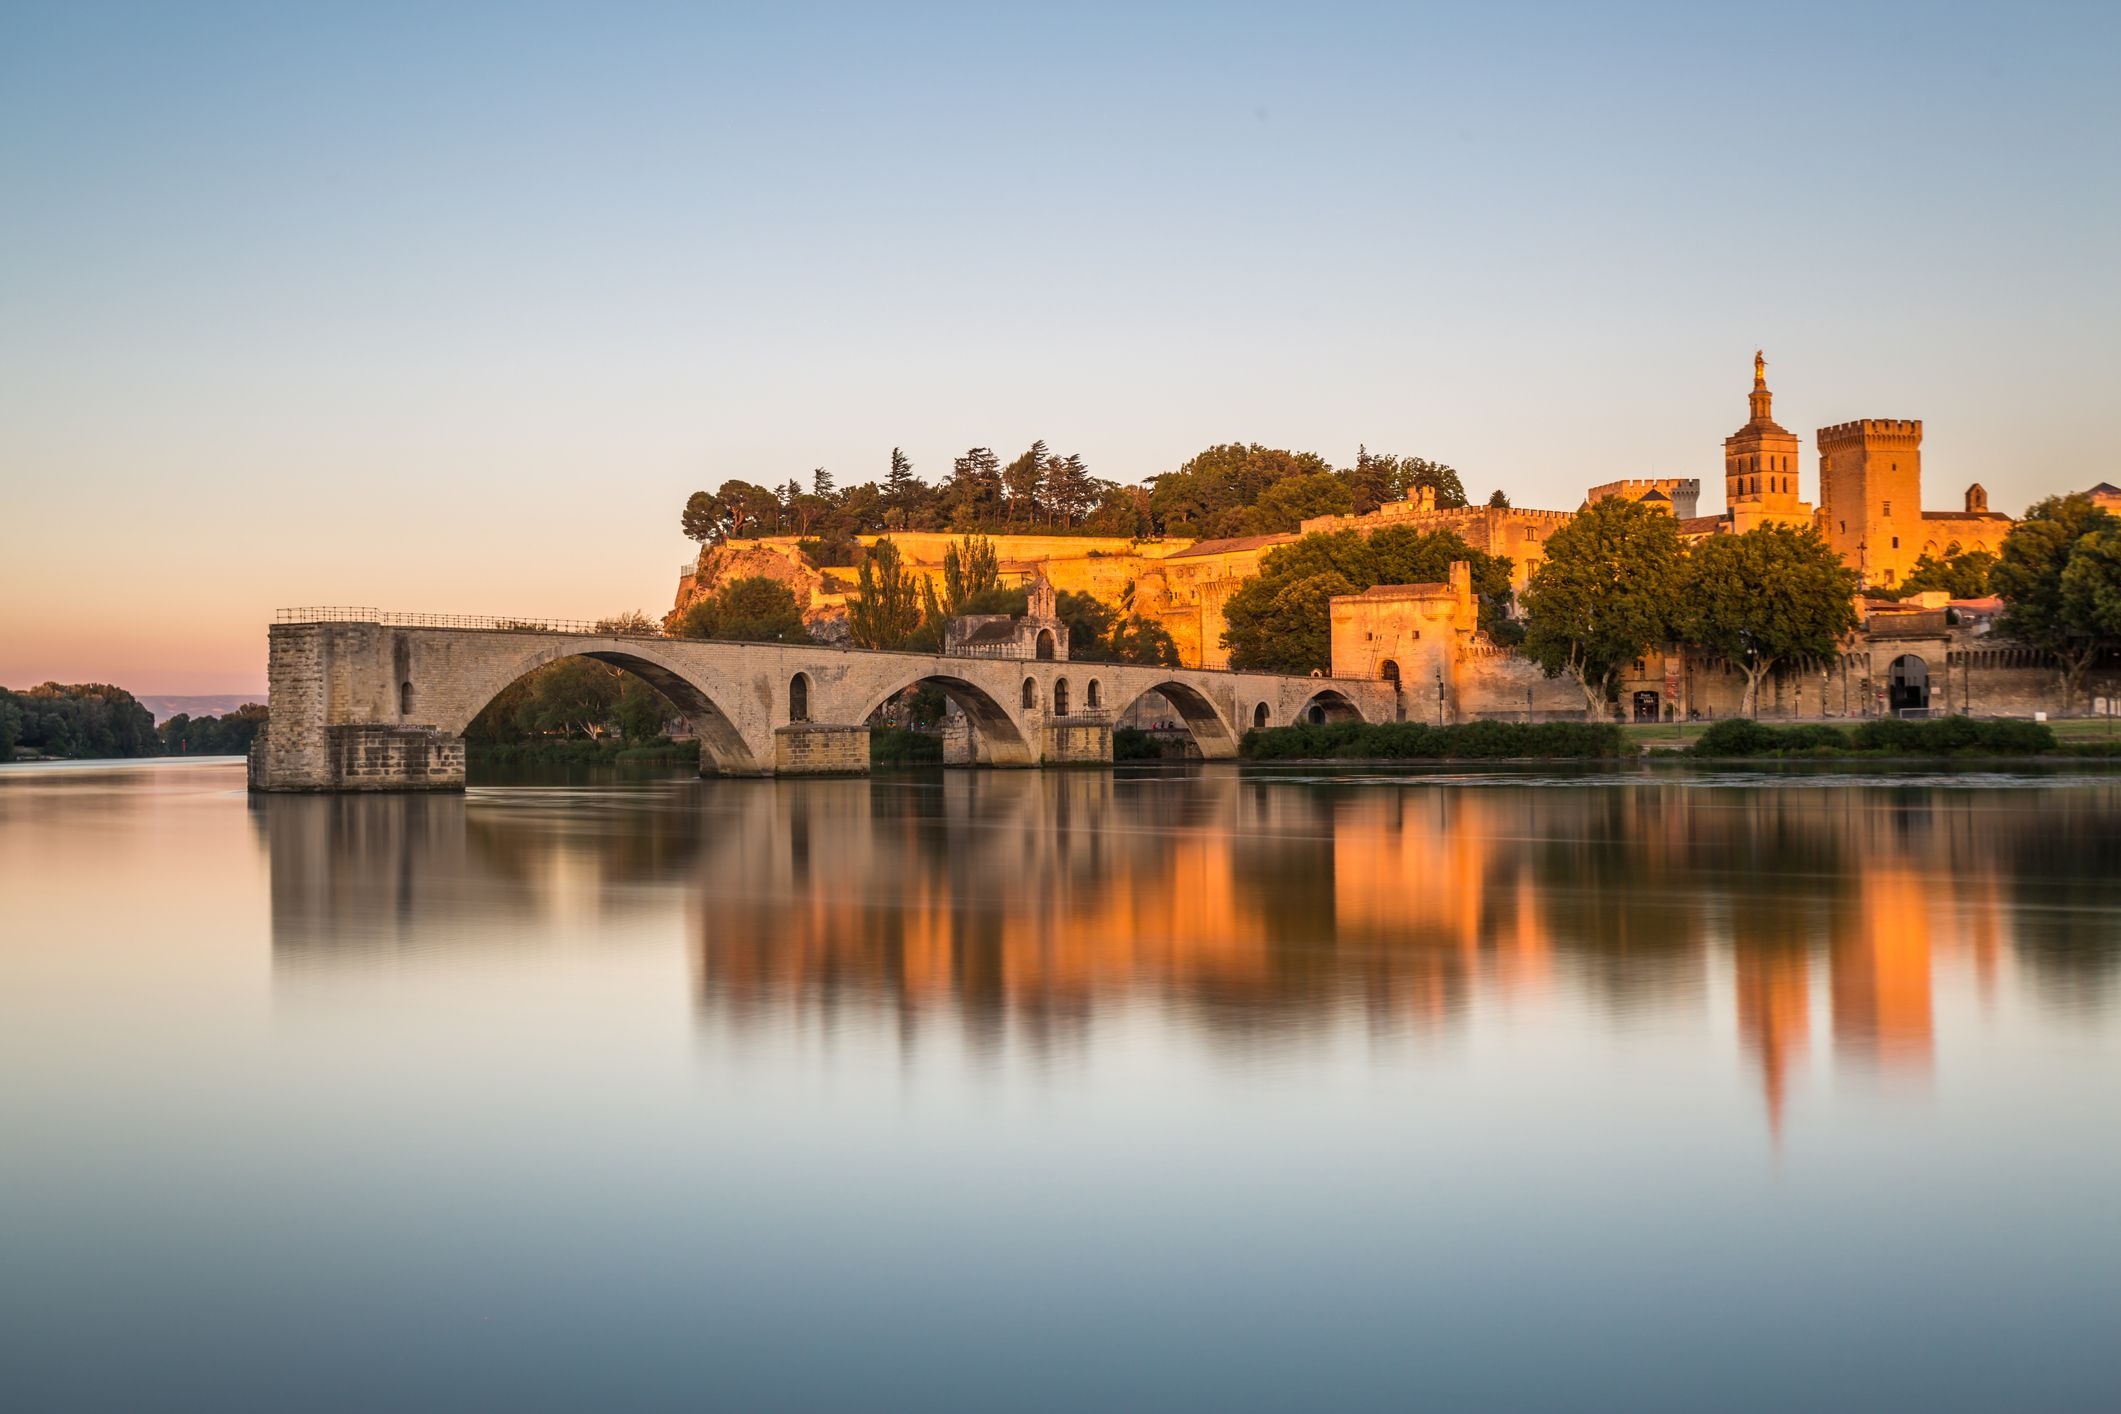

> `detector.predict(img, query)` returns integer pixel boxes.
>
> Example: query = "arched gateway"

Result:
[249,611,1399,791]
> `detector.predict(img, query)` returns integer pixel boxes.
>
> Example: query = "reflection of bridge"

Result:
[250,611,1396,790]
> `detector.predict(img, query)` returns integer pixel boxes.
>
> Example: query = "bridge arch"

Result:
[1116,679,1240,758]
[448,637,763,774]
[857,672,1036,766]
[1299,687,1362,725]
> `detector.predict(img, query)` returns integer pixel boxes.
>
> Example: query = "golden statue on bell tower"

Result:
[1754,349,1767,390]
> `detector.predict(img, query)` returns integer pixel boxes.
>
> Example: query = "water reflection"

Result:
[255,766,2121,1138]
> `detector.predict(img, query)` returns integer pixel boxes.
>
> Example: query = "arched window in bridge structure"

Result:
[1053,678,1070,716]
[1380,660,1400,686]
[1085,679,1101,710]
[399,680,413,716]
[1035,629,1056,661]
[1253,702,1270,729]
[788,672,810,723]
[1022,677,1037,709]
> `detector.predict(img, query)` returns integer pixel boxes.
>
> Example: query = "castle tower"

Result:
[1816,418,1923,588]
[1722,351,1810,531]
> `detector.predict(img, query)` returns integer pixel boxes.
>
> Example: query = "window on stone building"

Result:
[399,681,413,715]
[1053,678,1070,715]
[1086,680,1101,710]
[1022,678,1036,709]
[1883,501,1891,516]
[788,673,810,723]
[1891,537,1899,549]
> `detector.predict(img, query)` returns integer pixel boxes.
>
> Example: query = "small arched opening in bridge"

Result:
[1022,677,1037,709]
[1115,680,1240,759]
[1035,629,1056,661]
[1301,688,1362,726]
[1252,701,1270,730]
[1887,654,1931,716]
[1085,679,1101,710]
[399,680,413,716]
[454,645,761,778]
[860,674,1037,768]
[788,672,810,723]
[1053,678,1070,716]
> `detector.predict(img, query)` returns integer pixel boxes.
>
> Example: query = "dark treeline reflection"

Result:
[257,769,2121,1128]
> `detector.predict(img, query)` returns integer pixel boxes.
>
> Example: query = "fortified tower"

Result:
[1723,352,1812,531]
[1816,418,1923,588]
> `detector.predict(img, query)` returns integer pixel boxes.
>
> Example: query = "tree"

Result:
[682,490,723,545]
[1343,445,1395,515]
[1150,443,1334,538]
[1252,471,1352,532]
[1397,457,1468,508]
[1891,543,1996,599]
[672,577,812,642]
[1487,489,1512,509]
[2060,529,2121,656]
[1678,525,1859,718]
[615,679,668,741]
[942,534,1001,611]
[1518,497,1686,717]
[812,465,835,499]
[946,447,1003,527]
[848,538,925,649]
[883,447,923,528]
[1103,582,1181,666]
[1995,494,2121,710]
[1044,451,1096,526]
[1224,571,1355,674]
[1003,440,1049,525]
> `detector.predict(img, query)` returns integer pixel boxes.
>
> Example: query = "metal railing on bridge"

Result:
[275,608,670,638]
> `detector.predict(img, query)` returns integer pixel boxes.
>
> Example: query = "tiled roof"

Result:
[1921,510,2010,522]
[1678,514,1727,535]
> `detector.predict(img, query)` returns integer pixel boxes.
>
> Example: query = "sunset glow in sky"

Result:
[4,1,2117,692]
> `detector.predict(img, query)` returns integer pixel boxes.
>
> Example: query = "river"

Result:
[2,758,2117,1411]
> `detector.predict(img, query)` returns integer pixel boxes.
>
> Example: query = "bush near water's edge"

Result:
[1241,720,1632,761]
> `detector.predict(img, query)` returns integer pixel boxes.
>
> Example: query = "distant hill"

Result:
[137,694,263,725]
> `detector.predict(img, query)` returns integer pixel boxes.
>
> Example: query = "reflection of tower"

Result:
[1735,946,1811,1141]
[1723,352,1812,531]
[1829,867,1934,1071]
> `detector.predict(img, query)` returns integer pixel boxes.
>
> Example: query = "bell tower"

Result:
[1722,352,1811,531]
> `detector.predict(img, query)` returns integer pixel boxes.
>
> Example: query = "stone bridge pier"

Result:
[248,615,1397,792]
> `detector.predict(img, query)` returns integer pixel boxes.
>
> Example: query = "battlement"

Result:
[1587,478,1701,519]
[1817,418,1922,446]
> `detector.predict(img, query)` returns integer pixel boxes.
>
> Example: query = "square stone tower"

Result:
[1723,352,1813,531]
[1816,418,1923,588]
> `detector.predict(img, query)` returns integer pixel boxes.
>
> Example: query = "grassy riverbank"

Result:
[1676,716,2121,758]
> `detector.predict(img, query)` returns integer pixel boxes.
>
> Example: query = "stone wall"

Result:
[774,724,871,775]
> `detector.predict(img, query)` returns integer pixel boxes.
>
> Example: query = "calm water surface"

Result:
[2,758,2118,1411]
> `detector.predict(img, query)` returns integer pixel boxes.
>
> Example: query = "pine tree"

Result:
[812,466,835,499]
[883,447,921,528]
[948,446,1002,527]
[1045,451,1094,526]
[1003,440,1048,526]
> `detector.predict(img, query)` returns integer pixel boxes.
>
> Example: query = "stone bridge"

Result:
[251,613,1398,791]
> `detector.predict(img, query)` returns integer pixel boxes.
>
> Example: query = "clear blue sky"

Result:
[3,1,2116,690]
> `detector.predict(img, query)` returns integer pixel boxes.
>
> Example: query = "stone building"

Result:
[943,569,1069,661]
[1816,419,2011,589]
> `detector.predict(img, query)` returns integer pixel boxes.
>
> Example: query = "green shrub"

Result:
[1112,727,1163,761]
[869,725,944,766]
[1240,719,1631,761]
[1691,720,1851,756]
[1849,717,2055,754]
